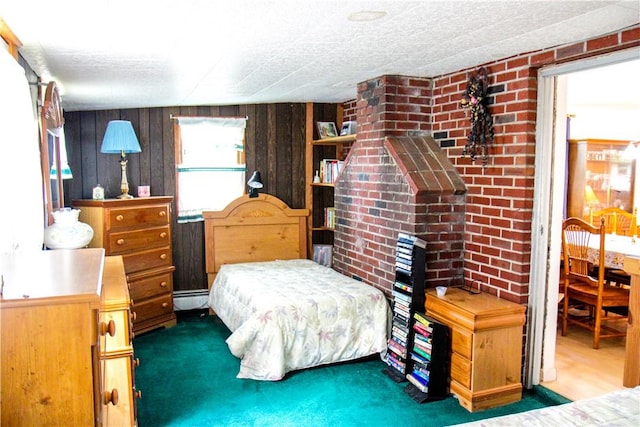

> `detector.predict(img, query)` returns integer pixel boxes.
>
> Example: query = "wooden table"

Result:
[622,256,640,388]
[587,234,640,269]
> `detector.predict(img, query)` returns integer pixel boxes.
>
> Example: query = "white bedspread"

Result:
[454,386,640,426]
[208,259,390,381]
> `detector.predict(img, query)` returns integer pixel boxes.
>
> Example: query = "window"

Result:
[174,116,247,223]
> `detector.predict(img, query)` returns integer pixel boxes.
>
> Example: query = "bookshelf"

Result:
[383,233,426,381]
[404,312,449,403]
[383,233,450,402]
[304,102,355,258]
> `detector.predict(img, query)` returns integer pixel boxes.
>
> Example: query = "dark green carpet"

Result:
[133,311,570,427]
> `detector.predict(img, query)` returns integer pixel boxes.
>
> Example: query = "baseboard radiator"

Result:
[173,289,209,311]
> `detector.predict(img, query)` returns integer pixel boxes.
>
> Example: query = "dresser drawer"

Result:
[100,307,133,354]
[132,293,174,322]
[107,205,170,231]
[122,246,172,274]
[107,226,171,254]
[129,268,174,302]
[451,328,473,360]
[102,354,135,427]
[451,352,472,389]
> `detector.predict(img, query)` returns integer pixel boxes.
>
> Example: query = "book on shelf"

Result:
[319,159,344,184]
[386,353,406,373]
[323,207,336,229]
[393,297,410,311]
[406,372,429,393]
[413,321,432,336]
[392,289,412,303]
[413,333,432,347]
[411,367,430,382]
[411,345,431,361]
[413,311,433,328]
[393,313,410,327]
[392,327,408,342]
[387,338,407,358]
[391,334,407,348]
[410,350,429,365]
[398,232,427,249]
[394,281,413,294]
[413,339,432,354]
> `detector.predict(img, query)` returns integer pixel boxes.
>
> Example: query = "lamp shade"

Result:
[247,171,263,189]
[101,120,142,154]
[585,184,599,206]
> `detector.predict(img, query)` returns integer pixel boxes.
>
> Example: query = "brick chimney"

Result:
[333,75,467,295]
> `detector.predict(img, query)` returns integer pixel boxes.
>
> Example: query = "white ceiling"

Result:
[2,0,639,112]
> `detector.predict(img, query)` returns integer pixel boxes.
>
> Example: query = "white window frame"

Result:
[174,116,247,223]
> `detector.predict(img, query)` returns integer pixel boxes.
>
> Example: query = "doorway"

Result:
[528,48,640,391]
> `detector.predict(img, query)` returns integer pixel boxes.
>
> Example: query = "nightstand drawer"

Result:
[132,293,174,322]
[129,268,174,301]
[122,246,172,274]
[451,328,473,360]
[107,205,170,231]
[451,352,472,388]
[107,226,171,254]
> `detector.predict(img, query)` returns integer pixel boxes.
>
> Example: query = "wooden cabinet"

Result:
[73,196,176,334]
[101,255,138,426]
[425,287,526,412]
[567,139,635,219]
[304,102,355,258]
[0,249,137,426]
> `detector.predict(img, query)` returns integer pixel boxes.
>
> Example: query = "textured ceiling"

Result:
[2,0,639,111]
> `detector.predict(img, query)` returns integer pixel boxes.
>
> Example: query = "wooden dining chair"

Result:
[589,207,636,287]
[590,206,636,236]
[561,217,630,349]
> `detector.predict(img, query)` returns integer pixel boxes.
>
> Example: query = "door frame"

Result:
[527,47,640,386]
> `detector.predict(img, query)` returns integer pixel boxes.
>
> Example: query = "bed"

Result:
[453,386,640,426]
[203,194,390,381]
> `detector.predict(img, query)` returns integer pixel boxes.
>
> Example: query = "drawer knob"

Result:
[162,302,169,308]
[131,310,137,321]
[103,388,119,406]
[116,238,125,245]
[116,214,124,222]
[159,211,166,217]
[160,232,167,238]
[133,358,141,368]
[160,281,167,288]
[100,320,116,337]
[133,389,142,400]
[160,254,167,260]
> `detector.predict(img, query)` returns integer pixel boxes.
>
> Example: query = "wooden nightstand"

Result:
[425,287,526,412]
[73,196,176,334]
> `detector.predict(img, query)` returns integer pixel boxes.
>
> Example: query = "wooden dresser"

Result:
[425,287,526,412]
[73,197,176,334]
[0,249,137,426]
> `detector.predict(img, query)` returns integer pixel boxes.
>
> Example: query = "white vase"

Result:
[44,208,94,250]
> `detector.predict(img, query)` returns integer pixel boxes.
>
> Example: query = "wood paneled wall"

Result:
[63,103,324,292]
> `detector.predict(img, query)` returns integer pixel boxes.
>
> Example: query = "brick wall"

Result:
[341,24,639,304]
[333,76,466,295]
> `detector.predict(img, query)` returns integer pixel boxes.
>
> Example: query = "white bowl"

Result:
[436,286,447,297]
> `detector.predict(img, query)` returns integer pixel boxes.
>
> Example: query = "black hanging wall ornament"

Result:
[461,67,494,166]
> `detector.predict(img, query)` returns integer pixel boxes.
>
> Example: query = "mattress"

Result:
[208,259,391,380]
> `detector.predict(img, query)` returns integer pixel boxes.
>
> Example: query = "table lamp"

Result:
[247,171,263,198]
[585,184,599,223]
[100,120,142,199]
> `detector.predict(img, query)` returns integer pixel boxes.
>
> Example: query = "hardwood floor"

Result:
[541,322,626,401]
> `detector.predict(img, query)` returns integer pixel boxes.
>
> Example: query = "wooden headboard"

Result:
[203,194,309,287]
